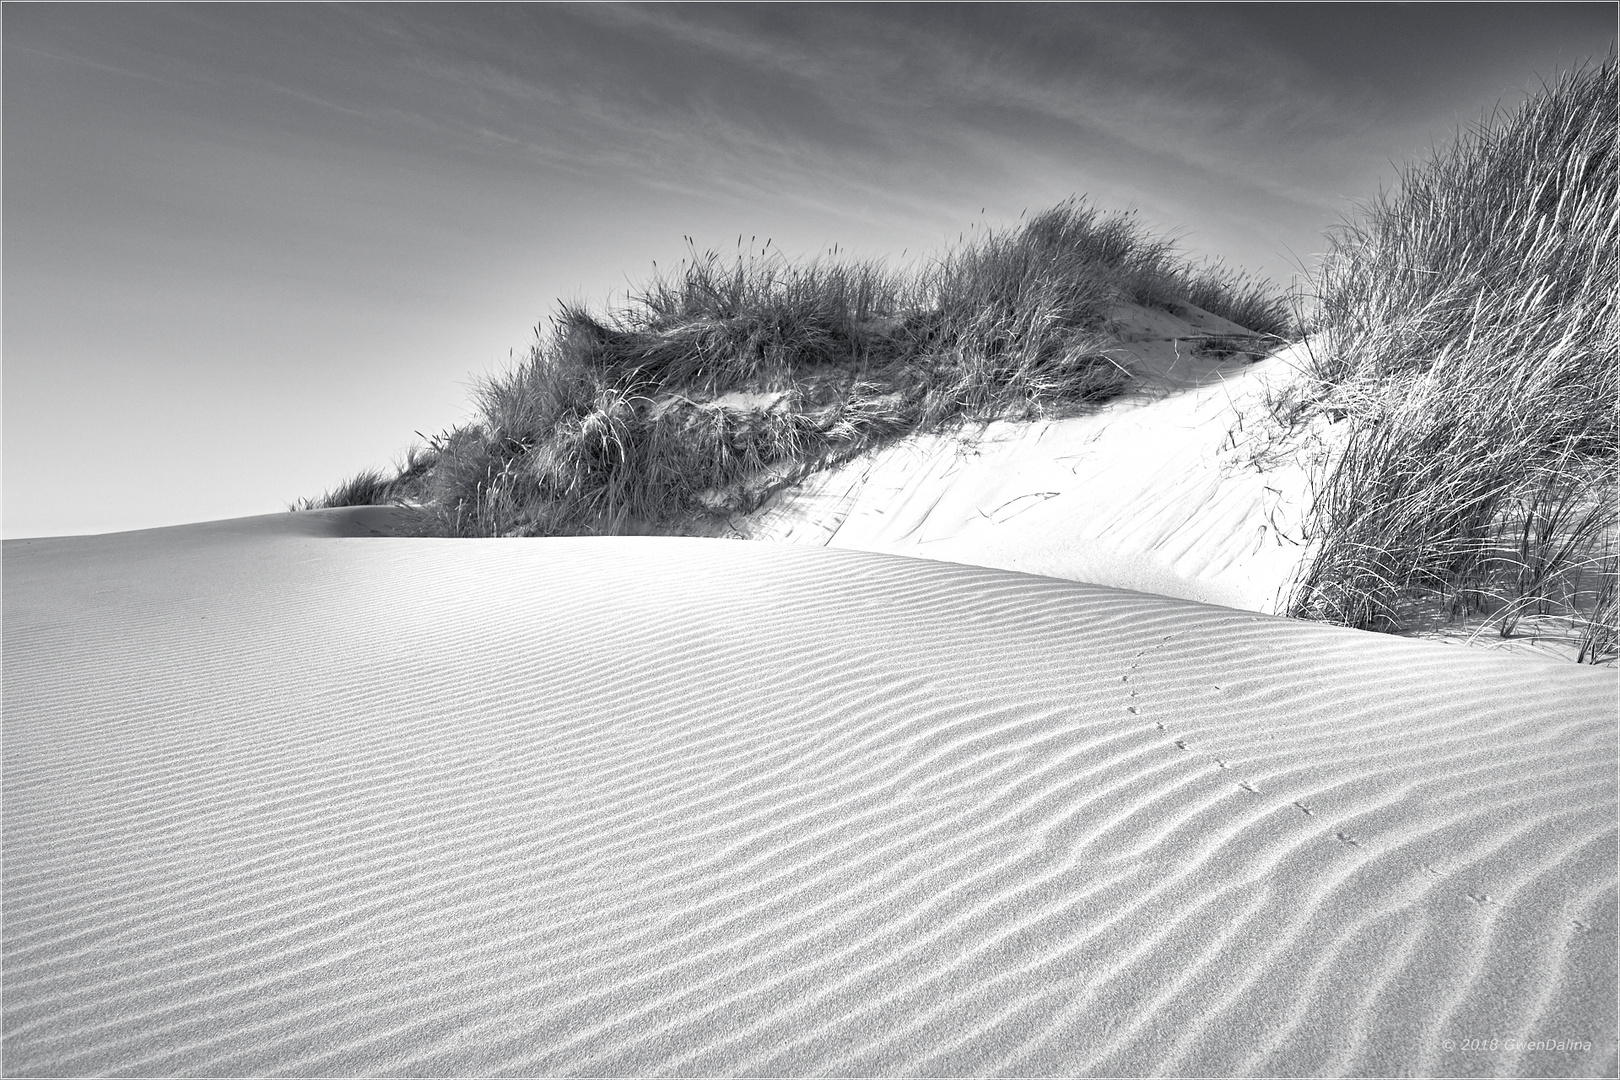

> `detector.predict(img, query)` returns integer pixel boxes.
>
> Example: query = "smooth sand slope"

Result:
[4,510,1616,1077]
[730,303,1329,615]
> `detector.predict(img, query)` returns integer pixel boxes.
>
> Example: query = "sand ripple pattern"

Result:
[4,521,1616,1076]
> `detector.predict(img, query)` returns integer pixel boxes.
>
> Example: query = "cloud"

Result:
[486,5,1364,220]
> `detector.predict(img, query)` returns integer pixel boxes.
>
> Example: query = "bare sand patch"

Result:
[3,513,1613,1075]
[732,304,1331,615]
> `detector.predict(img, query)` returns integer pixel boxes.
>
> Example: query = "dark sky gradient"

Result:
[5,3,1613,536]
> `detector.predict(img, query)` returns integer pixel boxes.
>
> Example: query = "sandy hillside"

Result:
[4,509,1614,1076]
[725,302,1331,615]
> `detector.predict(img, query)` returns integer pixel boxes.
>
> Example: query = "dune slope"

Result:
[4,512,1615,1076]
[729,304,1327,615]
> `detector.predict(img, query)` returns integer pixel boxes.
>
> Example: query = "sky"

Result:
[5,3,1614,538]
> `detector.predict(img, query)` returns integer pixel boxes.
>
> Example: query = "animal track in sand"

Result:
[1128,679,1286,817]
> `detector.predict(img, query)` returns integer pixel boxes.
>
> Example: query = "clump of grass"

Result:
[290,446,435,512]
[1181,262,1296,340]
[1579,555,1618,663]
[309,197,1293,538]
[1285,56,1617,662]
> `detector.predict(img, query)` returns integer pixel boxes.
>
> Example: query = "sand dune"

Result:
[4,510,1615,1076]
[730,305,1334,618]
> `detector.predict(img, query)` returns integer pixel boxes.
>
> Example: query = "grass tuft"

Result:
[1181,262,1296,339]
[290,445,436,512]
[1284,55,1617,662]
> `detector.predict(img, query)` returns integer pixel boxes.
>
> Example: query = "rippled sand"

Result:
[4,509,1615,1076]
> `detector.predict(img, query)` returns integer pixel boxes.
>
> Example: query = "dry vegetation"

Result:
[1280,56,1617,663]
[300,199,1290,536]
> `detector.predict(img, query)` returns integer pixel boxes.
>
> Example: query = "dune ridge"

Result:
[4,515,1615,1076]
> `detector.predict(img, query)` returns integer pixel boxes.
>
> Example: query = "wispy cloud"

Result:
[5,2,1612,536]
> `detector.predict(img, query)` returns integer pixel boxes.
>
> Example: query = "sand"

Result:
[4,508,1615,1076]
[729,302,1601,662]
[730,302,1333,615]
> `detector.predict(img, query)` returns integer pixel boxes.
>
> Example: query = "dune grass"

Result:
[301,60,1613,663]
[1281,56,1617,662]
[306,198,1291,538]
[291,447,434,513]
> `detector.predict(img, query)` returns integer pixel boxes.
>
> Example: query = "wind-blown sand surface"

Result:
[729,304,1330,615]
[4,509,1616,1076]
